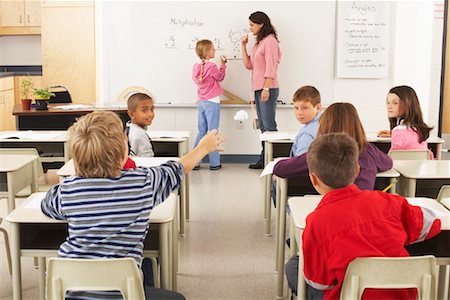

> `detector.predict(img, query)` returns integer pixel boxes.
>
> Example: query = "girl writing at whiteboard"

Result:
[242,11,282,169]
[378,85,434,158]
[192,39,227,171]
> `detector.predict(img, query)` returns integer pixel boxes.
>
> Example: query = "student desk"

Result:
[441,198,450,210]
[274,169,400,299]
[367,133,445,160]
[0,131,69,168]
[6,191,178,300]
[394,160,450,198]
[148,130,191,222]
[261,131,296,237]
[57,157,189,235]
[288,196,450,300]
[0,154,39,213]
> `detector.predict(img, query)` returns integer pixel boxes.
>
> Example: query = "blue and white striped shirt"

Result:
[41,161,183,267]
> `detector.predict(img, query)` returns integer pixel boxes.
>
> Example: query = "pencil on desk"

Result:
[382,179,398,192]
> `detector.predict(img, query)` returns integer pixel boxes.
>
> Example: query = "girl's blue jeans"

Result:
[194,100,220,167]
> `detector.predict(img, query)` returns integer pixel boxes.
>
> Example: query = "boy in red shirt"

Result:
[293,132,441,299]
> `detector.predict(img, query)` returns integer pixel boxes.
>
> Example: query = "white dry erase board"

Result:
[96,1,337,105]
[336,1,390,78]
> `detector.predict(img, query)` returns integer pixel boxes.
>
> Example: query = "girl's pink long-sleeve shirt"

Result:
[192,61,226,101]
[244,34,281,91]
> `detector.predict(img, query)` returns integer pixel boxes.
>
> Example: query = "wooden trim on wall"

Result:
[0,26,40,35]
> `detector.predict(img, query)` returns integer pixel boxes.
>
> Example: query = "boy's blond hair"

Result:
[127,93,153,112]
[68,111,126,178]
[195,39,213,60]
[293,85,321,106]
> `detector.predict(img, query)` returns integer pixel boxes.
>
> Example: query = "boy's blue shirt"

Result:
[290,112,321,157]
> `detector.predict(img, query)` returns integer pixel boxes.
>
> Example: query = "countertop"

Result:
[0,65,42,78]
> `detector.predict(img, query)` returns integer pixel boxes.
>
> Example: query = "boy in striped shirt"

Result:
[41,111,224,299]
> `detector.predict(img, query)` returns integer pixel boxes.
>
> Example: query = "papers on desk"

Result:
[366,132,390,141]
[260,132,296,142]
[406,198,447,217]
[54,104,94,110]
[260,158,290,177]
[0,131,61,140]
[23,192,46,209]
[147,131,190,138]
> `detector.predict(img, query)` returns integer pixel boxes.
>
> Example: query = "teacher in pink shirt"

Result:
[242,11,281,169]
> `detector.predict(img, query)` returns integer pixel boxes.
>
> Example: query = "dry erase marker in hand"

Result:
[221,55,227,63]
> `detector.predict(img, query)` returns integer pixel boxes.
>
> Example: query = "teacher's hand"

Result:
[241,34,248,46]
[261,89,270,102]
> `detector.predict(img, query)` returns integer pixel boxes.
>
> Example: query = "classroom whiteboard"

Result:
[335,1,390,78]
[96,1,337,105]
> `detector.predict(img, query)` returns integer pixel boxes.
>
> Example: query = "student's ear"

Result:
[309,172,319,187]
[316,103,322,112]
[356,164,361,177]
[127,110,134,119]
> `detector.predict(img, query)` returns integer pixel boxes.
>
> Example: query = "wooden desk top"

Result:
[288,196,450,230]
[57,157,180,177]
[0,154,37,172]
[394,160,450,179]
[6,192,176,224]
[12,103,127,116]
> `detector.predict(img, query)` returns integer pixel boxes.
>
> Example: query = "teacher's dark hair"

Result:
[249,11,278,43]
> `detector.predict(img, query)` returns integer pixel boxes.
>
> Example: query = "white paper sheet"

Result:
[23,193,46,209]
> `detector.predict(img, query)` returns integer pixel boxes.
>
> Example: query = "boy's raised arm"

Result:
[179,129,225,173]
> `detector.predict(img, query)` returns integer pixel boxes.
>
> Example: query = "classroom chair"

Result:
[0,217,12,275]
[46,257,146,300]
[388,149,431,160]
[436,185,450,202]
[340,255,437,300]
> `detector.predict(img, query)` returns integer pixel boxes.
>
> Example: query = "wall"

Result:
[0,35,42,65]
[95,1,445,137]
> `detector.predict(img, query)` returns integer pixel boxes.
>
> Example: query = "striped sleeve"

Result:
[142,160,184,207]
[41,185,66,220]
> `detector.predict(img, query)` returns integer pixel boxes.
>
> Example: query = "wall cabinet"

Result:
[0,0,41,35]
[0,76,16,131]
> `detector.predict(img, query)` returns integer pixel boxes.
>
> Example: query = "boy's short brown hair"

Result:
[292,85,321,106]
[195,39,213,60]
[68,111,126,178]
[127,93,153,112]
[307,133,359,189]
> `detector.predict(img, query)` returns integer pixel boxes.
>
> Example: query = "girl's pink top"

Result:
[391,124,434,159]
[192,61,226,101]
[244,34,281,91]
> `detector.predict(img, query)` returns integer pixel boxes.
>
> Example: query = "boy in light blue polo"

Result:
[290,86,322,157]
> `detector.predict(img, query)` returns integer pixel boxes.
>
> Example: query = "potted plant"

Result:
[34,88,55,110]
[20,75,34,110]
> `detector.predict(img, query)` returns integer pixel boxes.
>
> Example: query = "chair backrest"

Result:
[0,148,43,178]
[388,149,431,160]
[340,256,437,300]
[436,185,450,203]
[46,257,145,300]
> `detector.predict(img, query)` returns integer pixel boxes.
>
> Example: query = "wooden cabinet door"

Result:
[0,0,25,27]
[24,0,41,26]
[0,89,16,130]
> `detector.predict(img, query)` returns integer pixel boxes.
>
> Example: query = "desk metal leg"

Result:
[10,223,22,300]
[185,173,190,220]
[265,174,272,237]
[31,159,39,193]
[437,265,449,300]
[297,229,306,300]
[160,222,170,290]
[277,178,288,299]
[7,172,16,214]
[38,257,46,300]
[275,179,281,270]
[407,178,417,197]
[172,199,179,291]
[179,182,186,235]
[179,141,189,220]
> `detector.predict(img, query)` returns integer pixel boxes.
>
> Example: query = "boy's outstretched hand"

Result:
[180,129,227,173]
[198,129,226,153]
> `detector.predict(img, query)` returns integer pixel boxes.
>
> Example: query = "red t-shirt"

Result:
[302,184,441,299]
[122,157,136,169]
